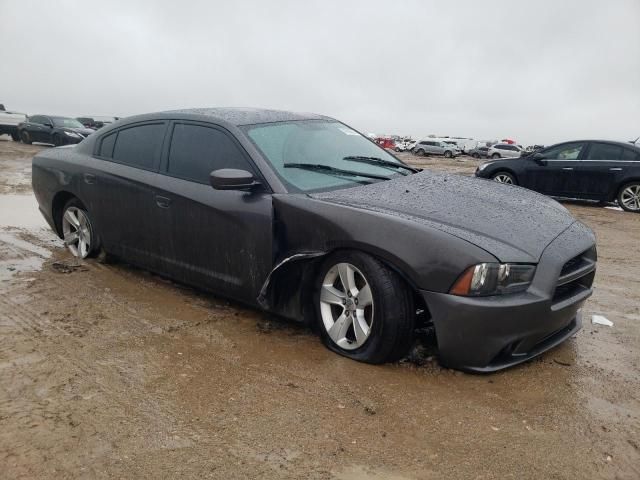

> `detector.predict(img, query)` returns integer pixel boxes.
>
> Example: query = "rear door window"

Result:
[112,123,166,170]
[586,143,623,160]
[166,123,254,184]
[622,149,640,161]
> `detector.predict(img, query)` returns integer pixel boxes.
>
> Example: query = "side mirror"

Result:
[532,152,547,166]
[209,168,261,191]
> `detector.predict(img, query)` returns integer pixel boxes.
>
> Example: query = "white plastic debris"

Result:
[592,315,613,327]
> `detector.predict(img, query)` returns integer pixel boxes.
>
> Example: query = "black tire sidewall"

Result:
[21,131,31,144]
[62,198,100,257]
[313,251,411,363]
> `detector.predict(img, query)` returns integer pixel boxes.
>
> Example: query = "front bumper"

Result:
[422,221,596,372]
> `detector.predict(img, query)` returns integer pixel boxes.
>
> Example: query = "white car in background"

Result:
[487,143,522,159]
[0,105,27,141]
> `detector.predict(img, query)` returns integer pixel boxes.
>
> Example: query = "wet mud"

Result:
[0,140,638,479]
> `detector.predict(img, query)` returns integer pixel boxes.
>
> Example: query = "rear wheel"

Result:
[414,148,425,157]
[10,131,19,141]
[314,251,414,364]
[61,198,99,258]
[618,182,640,212]
[444,150,453,158]
[20,130,32,144]
[492,171,517,185]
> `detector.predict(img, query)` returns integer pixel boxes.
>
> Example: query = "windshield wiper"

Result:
[342,156,419,174]
[283,163,391,181]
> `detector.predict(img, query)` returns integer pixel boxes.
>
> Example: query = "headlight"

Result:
[450,263,536,296]
[64,131,81,137]
[477,163,488,172]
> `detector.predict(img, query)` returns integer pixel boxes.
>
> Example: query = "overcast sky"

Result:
[1,0,639,145]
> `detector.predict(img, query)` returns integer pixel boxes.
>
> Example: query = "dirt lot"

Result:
[1,139,638,479]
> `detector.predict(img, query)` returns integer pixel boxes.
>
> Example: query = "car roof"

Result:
[161,107,331,126]
[549,139,640,151]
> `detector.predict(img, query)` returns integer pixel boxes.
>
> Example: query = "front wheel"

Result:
[492,171,517,185]
[414,149,425,157]
[61,199,99,258]
[491,153,500,159]
[444,150,453,158]
[314,251,414,364]
[618,182,640,212]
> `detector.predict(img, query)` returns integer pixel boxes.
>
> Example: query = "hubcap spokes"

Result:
[62,207,91,258]
[320,263,374,350]
[494,174,513,184]
[621,185,640,211]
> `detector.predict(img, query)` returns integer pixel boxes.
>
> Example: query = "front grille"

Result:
[552,248,597,304]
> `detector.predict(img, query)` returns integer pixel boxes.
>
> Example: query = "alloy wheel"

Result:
[62,207,92,258]
[319,262,374,350]
[493,174,514,184]
[620,184,640,211]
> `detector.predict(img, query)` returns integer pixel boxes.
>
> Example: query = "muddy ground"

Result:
[0,139,638,479]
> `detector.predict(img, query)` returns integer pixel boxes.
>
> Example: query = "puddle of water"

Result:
[0,194,48,229]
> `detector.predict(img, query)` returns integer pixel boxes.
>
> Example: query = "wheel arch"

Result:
[259,245,429,327]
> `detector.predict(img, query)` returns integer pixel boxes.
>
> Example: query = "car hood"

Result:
[311,170,577,263]
[64,127,94,136]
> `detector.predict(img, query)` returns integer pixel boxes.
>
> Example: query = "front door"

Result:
[154,121,273,304]
[524,142,586,197]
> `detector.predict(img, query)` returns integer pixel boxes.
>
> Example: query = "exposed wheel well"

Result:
[264,248,431,329]
[51,191,82,237]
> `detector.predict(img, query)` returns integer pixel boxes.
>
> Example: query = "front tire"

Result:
[444,150,453,158]
[61,198,99,258]
[617,182,640,212]
[414,148,425,157]
[314,251,414,364]
[492,171,517,185]
[491,153,500,159]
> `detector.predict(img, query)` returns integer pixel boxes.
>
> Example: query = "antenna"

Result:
[630,136,639,144]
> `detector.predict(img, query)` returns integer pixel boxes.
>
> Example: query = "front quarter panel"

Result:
[273,194,497,293]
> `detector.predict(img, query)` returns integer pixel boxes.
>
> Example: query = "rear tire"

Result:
[314,251,414,364]
[414,149,425,157]
[61,198,100,258]
[617,182,640,213]
[10,131,19,142]
[20,131,32,144]
[444,150,453,158]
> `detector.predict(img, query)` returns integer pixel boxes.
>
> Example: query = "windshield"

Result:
[52,117,84,129]
[244,120,410,193]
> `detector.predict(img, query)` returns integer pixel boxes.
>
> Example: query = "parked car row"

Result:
[475,140,640,213]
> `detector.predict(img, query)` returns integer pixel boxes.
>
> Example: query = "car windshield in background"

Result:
[52,117,85,129]
[244,120,409,193]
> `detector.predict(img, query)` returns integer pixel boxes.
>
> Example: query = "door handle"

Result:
[562,167,573,171]
[609,168,623,171]
[155,195,171,208]
[83,173,96,184]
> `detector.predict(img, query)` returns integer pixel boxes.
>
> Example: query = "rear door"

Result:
[571,142,625,200]
[87,122,170,270]
[155,121,273,304]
